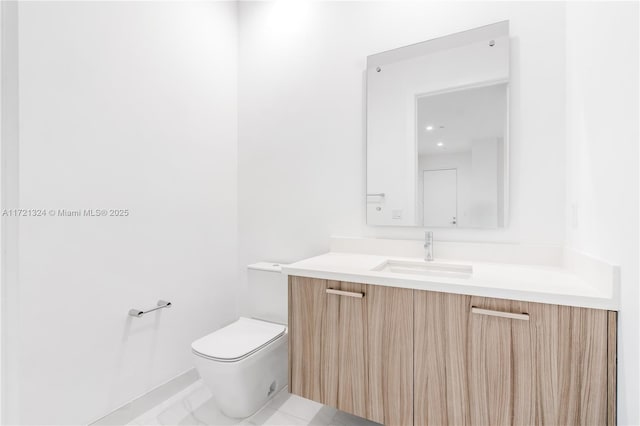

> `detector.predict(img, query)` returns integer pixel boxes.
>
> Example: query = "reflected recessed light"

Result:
[425,125,434,131]
[437,142,444,147]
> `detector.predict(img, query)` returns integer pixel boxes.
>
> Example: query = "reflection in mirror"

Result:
[418,83,507,228]
[366,21,509,228]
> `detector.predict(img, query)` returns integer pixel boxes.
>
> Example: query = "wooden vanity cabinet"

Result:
[288,276,413,425]
[414,291,617,426]
[289,276,616,426]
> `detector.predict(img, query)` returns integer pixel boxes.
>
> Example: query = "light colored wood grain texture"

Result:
[415,291,613,426]
[469,296,516,426]
[558,305,608,425]
[321,279,340,408]
[528,301,559,425]
[509,298,535,426]
[288,276,328,402]
[608,311,617,426]
[291,277,615,426]
[289,277,412,425]
[415,290,471,426]
[366,284,413,426]
[289,278,369,418]
[334,281,368,418]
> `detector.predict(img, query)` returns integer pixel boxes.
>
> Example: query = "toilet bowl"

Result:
[192,317,288,418]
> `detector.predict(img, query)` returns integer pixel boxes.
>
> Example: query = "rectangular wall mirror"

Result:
[366,21,510,228]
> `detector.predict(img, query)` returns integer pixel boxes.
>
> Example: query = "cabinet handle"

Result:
[471,306,529,321]
[326,288,364,299]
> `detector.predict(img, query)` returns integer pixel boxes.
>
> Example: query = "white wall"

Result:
[238,1,567,318]
[7,2,239,424]
[0,2,21,423]
[565,2,639,424]
[470,138,499,228]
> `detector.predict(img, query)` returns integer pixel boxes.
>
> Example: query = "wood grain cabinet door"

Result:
[288,276,332,404]
[288,277,368,414]
[366,284,413,426]
[414,290,472,426]
[414,290,615,426]
[467,296,535,426]
[289,277,413,426]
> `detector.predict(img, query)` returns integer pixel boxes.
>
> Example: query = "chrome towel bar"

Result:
[129,300,172,317]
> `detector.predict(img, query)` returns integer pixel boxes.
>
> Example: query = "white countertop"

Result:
[282,251,619,310]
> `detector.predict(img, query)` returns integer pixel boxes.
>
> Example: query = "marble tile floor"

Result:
[128,380,381,426]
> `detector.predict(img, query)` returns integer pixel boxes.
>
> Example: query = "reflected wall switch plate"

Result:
[392,209,403,219]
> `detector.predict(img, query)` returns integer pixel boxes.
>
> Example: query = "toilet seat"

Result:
[192,317,286,363]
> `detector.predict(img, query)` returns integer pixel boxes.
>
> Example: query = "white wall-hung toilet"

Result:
[192,263,288,419]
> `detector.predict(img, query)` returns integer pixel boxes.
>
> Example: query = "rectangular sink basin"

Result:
[373,260,473,279]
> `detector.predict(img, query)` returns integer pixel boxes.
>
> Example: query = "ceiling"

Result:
[417,83,507,155]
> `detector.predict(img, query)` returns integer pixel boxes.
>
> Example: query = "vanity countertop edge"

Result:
[282,251,620,311]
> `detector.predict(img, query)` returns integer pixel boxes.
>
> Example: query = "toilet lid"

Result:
[192,317,286,361]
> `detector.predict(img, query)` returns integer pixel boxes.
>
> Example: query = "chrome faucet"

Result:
[424,231,434,262]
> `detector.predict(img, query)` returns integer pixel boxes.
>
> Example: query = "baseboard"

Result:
[89,368,200,426]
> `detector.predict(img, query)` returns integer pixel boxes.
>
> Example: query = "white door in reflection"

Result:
[423,169,457,227]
